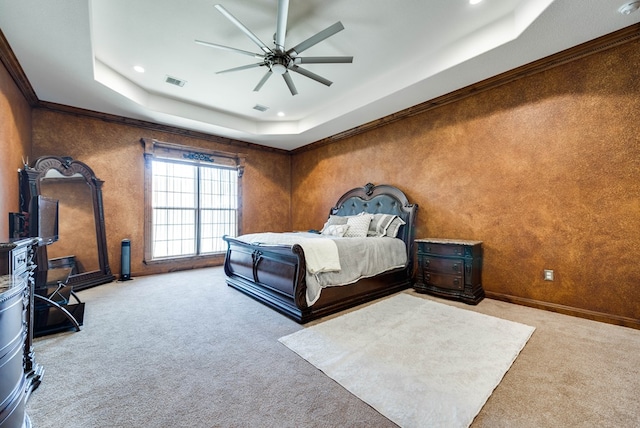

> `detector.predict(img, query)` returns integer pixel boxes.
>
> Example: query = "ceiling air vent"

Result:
[165,76,186,87]
[253,104,269,112]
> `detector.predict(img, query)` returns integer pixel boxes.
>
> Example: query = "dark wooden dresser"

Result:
[414,238,484,304]
[0,238,42,428]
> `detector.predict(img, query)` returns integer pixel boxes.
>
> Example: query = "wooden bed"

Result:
[223,183,418,323]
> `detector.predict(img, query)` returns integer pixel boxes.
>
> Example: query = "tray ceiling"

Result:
[1,0,638,150]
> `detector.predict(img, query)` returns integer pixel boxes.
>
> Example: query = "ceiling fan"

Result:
[195,0,353,96]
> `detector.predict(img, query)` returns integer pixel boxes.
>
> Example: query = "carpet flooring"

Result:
[26,267,640,427]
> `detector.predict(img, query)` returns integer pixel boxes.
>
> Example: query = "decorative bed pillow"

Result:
[320,215,348,233]
[321,224,350,237]
[384,216,406,238]
[344,214,372,238]
[368,213,399,237]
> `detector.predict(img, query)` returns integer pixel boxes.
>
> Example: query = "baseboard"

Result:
[485,291,640,330]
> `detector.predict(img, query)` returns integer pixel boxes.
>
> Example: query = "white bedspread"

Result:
[235,232,407,306]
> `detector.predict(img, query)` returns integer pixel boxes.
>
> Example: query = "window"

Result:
[143,139,245,263]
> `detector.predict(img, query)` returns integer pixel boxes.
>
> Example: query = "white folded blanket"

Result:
[236,232,341,275]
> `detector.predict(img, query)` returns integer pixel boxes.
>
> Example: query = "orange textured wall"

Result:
[292,41,640,322]
[0,60,31,241]
[31,111,291,277]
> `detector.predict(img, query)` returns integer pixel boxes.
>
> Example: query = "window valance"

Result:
[140,138,246,177]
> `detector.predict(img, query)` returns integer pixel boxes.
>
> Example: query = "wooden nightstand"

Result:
[414,238,484,304]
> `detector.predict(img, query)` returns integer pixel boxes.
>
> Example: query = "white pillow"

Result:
[344,214,372,238]
[320,215,348,233]
[321,224,349,237]
[384,216,406,238]
[368,214,398,237]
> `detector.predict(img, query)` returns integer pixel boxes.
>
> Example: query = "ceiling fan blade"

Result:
[214,4,272,54]
[290,65,332,87]
[274,0,289,53]
[195,40,264,58]
[294,56,353,64]
[282,72,298,96]
[253,71,273,91]
[287,21,345,56]
[216,62,264,74]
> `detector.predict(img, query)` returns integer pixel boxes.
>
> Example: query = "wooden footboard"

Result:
[223,236,310,321]
[223,235,412,323]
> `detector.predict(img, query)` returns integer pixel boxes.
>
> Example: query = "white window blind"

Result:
[142,138,245,263]
[151,159,237,258]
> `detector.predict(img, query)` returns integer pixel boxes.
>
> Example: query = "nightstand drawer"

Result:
[418,242,464,257]
[422,257,463,275]
[424,272,464,291]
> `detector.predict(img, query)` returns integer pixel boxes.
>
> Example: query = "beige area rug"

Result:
[279,293,535,428]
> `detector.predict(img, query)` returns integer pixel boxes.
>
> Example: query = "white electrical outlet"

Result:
[544,269,554,281]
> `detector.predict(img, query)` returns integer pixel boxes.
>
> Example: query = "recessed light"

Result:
[277,112,285,117]
[469,0,482,4]
[133,65,145,73]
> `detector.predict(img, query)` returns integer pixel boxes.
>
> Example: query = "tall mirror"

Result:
[20,156,115,290]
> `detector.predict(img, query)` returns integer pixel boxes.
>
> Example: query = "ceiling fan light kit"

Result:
[271,63,288,75]
[196,0,353,96]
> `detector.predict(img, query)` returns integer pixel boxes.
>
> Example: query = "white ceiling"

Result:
[1,0,639,150]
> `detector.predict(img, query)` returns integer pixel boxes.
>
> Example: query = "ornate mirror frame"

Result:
[20,156,115,290]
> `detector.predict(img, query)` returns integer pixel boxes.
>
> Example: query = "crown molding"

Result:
[36,101,288,155]
[2,24,639,155]
[0,29,38,105]
[294,23,640,154]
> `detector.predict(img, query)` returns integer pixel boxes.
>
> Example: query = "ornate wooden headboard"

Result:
[330,183,418,262]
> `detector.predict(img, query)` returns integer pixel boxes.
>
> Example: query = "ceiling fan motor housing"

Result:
[267,54,291,74]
